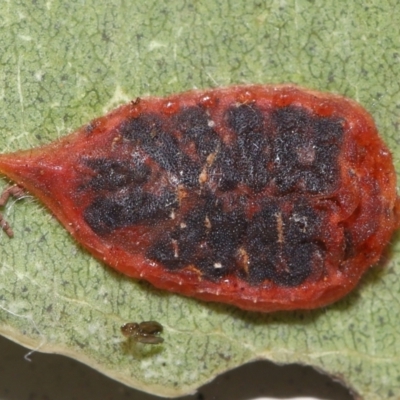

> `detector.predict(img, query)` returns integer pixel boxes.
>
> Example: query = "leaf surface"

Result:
[0,1,399,398]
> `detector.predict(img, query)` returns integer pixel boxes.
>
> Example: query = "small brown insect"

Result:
[0,185,26,237]
[121,321,164,344]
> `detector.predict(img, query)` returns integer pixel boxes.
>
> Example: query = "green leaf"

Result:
[1,1,399,399]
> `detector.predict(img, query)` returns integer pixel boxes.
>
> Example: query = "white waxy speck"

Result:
[214,262,223,269]
[296,143,316,165]
[170,210,176,219]
[291,213,308,232]
[208,120,215,128]
[180,222,187,229]
[172,239,179,258]
[148,40,166,51]
[34,70,44,81]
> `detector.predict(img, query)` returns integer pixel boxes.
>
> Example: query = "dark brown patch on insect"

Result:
[119,113,202,188]
[83,158,151,191]
[271,106,344,194]
[175,106,221,164]
[147,195,247,281]
[246,198,324,286]
[121,321,164,344]
[83,188,178,235]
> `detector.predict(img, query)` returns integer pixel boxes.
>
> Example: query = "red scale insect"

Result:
[0,85,399,312]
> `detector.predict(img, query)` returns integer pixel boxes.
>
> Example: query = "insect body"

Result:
[0,185,25,237]
[0,85,399,312]
[121,321,164,344]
